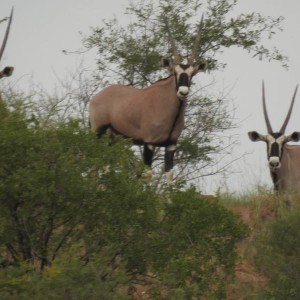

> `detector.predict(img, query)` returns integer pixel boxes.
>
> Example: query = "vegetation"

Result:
[2,0,299,299]
[0,99,247,299]
[2,97,300,298]
[216,191,300,300]
[254,201,300,299]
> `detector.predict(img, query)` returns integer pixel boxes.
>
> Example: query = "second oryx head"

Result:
[248,81,300,170]
[162,15,207,100]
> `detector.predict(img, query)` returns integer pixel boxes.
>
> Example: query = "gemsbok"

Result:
[90,18,207,182]
[0,8,14,79]
[248,82,300,192]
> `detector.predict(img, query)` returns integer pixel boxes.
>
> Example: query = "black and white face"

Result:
[162,59,206,100]
[174,64,198,99]
[248,131,300,170]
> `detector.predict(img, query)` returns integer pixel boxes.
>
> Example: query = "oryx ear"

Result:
[287,131,300,142]
[162,58,172,70]
[3,66,14,76]
[248,131,266,142]
[0,66,14,78]
[193,62,207,74]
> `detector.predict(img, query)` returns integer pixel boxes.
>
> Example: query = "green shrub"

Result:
[0,250,132,300]
[150,189,249,299]
[0,102,248,299]
[255,210,300,299]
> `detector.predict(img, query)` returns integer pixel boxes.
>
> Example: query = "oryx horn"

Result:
[279,84,298,133]
[262,81,273,133]
[164,18,181,64]
[0,7,13,63]
[188,14,204,65]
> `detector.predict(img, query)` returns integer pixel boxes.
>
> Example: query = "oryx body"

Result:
[248,82,300,192]
[90,75,185,146]
[0,8,14,79]
[90,17,206,181]
[274,144,300,191]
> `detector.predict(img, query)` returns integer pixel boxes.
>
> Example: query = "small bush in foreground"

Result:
[255,209,300,299]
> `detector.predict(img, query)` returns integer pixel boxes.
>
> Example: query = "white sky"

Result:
[1,0,300,194]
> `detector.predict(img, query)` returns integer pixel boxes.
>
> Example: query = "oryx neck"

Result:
[150,75,174,86]
[146,75,177,95]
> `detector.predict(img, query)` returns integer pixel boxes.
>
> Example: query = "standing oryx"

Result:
[89,18,207,182]
[0,8,14,79]
[248,82,300,192]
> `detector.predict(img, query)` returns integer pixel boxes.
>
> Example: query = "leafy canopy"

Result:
[85,0,286,87]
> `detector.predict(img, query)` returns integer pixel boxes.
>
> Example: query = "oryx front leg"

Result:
[143,144,154,167]
[165,145,176,184]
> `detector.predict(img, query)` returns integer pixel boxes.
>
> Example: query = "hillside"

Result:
[223,191,300,299]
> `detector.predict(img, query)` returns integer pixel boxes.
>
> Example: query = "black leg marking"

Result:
[96,125,109,139]
[165,149,175,172]
[143,145,154,167]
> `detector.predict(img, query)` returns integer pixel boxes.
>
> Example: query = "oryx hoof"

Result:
[143,169,153,183]
[165,171,173,185]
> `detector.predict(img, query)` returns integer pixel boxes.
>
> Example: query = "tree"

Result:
[0,99,145,270]
[83,0,286,185]
[0,98,248,299]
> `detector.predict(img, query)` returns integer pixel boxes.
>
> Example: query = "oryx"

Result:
[0,8,14,79]
[89,18,207,182]
[248,82,300,192]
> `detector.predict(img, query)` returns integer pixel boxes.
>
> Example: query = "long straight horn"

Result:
[262,81,273,133]
[188,14,204,65]
[164,18,181,64]
[279,85,298,133]
[0,7,13,63]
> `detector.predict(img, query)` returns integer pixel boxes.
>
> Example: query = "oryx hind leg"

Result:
[96,125,117,145]
[96,125,109,139]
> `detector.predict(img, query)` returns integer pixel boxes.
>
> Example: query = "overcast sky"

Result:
[1,0,300,194]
